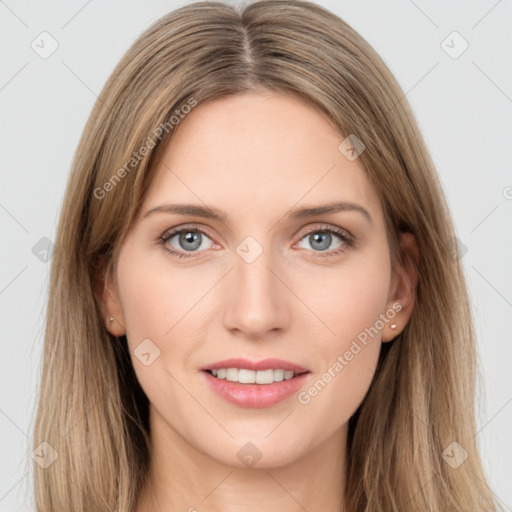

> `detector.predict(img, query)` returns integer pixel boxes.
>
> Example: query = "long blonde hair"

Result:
[32,1,499,510]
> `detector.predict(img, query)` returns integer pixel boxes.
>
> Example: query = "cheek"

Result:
[116,242,199,341]
[296,341,380,452]
[294,246,390,414]
[294,296,387,445]
[301,241,391,345]
[115,244,214,391]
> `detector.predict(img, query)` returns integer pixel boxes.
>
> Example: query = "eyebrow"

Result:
[143,200,372,225]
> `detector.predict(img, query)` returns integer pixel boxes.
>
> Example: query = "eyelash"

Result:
[157,224,354,259]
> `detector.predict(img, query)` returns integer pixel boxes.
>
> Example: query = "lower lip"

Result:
[202,371,311,408]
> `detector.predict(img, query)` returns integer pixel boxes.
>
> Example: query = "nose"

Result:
[221,247,290,339]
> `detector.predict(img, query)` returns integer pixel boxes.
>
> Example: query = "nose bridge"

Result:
[222,235,288,336]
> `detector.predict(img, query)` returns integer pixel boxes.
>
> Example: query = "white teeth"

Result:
[209,367,300,384]
[226,368,239,382]
[273,369,284,382]
[238,369,256,383]
[256,369,274,384]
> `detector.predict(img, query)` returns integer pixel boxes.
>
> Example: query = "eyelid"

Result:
[160,223,216,241]
[295,223,354,242]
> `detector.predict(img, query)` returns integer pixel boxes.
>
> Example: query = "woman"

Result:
[32,1,500,510]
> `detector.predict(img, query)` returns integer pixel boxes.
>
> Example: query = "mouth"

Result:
[200,358,311,407]
[201,367,312,408]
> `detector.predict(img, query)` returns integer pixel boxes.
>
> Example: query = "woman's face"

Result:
[103,91,413,468]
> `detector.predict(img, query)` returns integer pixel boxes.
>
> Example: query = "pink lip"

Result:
[200,357,309,373]
[202,370,311,408]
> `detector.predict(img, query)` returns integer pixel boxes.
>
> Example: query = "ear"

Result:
[94,255,126,337]
[382,232,420,342]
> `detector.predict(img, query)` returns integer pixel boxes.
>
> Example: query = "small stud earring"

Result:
[109,316,114,324]
[390,323,397,329]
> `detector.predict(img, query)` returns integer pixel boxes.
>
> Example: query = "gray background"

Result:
[1,0,511,510]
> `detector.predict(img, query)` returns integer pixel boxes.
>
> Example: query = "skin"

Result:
[99,91,419,512]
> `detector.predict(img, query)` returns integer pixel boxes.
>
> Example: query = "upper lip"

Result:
[201,357,310,373]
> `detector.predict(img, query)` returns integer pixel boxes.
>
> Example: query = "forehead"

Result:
[142,92,382,227]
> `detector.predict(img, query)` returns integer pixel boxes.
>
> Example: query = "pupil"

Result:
[180,231,201,251]
[311,232,330,250]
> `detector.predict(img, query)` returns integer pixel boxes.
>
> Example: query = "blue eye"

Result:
[295,225,353,256]
[158,224,354,259]
[159,226,215,258]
